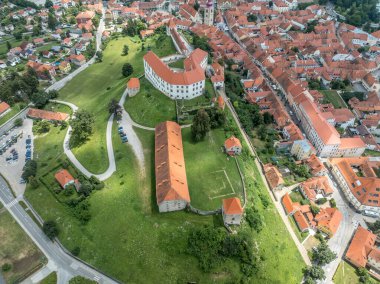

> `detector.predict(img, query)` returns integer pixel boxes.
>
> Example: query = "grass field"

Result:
[320,90,347,109]
[40,272,57,284]
[124,78,176,127]
[168,58,184,69]
[59,34,176,173]
[182,128,243,210]
[0,103,25,126]
[0,211,44,283]
[333,261,360,284]
[25,115,304,283]
[43,102,73,115]
[365,149,380,157]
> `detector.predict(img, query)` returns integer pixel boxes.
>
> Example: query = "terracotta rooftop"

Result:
[144,49,206,85]
[0,102,10,114]
[27,108,69,121]
[155,121,190,204]
[55,169,74,188]
[346,226,376,268]
[127,78,140,89]
[223,197,243,214]
[330,157,380,207]
[314,207,342,236]
[224,136,241,149]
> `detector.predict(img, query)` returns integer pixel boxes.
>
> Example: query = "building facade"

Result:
[144,49,207,100]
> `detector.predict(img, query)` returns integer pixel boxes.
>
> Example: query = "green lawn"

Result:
[0,38,23,58]
[40,272,57,284]
[168,58,184,69]
[365,149,380,157]
[58,34,176,173]
[0,211,44,283]
[0,103,25,126]
[320,90,347,109]
[124,78,176,127]
[183,127,243,210]
[43,102,73,115]
[333,261,360,284]
[290,190,304,203]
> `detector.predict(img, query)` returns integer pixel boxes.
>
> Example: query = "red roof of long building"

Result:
[155,121,190,204]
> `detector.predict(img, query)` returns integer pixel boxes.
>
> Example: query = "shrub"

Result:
[245,208,264,232]
[316,198,327,205]
[330,198,336,208]
[42,220,59,240]
[14,118,23,127]
[1,263,12,272]
[71,246,80,256]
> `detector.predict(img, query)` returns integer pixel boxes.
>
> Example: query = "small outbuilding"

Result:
[127,78,140,97]
[55,169,80,190]
[222,197,243,225]
[224,136,242,156]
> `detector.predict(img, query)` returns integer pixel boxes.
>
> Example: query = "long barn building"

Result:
[155,121,190,212]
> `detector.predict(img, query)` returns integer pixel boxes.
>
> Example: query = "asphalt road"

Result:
[0,175,119,284]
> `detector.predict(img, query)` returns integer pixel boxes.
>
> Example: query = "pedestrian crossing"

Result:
[6,199,18,208]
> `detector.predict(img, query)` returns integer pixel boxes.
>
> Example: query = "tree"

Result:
[28,176,39,188]
[357,267,370,283]
[1,263,12,272]
[304,265,325,280]
[22,160,37,181]
[310,204,320,215]
[193,0,200,10]
[45,0,53,8]
[6,41,11,51]
[95,51,103,62]
[312,243,337,265]
[48,13,58,30]
[247,14,257,22]
[42,220,59,240]
[31,91,50,108]
[108,98,121,115]
[32,26,41,36]
[13,31,22,40]
[269,1,273,7]
[14,118,23,127]
[122,44,129,56]
[303,276,316,284]
[191,109,210,142]
[70,110,95,145]
[245,208,264,232]
[121,63,133,77]
[71,246,81,256]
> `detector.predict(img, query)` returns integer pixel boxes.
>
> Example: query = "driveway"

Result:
[0,119,33,196]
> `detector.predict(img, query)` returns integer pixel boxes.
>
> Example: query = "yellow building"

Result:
[59,61,71,74]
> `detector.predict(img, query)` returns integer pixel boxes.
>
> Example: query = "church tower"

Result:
[204,0,214,26]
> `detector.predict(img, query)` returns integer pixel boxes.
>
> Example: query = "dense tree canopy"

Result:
[70,110,95,146]
[191,108,210,141]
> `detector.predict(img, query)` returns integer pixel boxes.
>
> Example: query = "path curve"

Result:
[51,100,116,181]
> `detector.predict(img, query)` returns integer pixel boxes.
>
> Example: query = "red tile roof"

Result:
[155,121,190,204]
[55,169,74,188]
[224,136,241,149]
[127,78,140,89]
[27,108,69,121]
[315,207,342,236]
[144,49,206,85]
[0,102,10,115]
[293,210,309,231]
[223,197,243,214]
[346,226,376,268]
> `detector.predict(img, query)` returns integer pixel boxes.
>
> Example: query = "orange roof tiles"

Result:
[144,49,206,85]
[330,157,380,207]
[346,226,377,268]
[127,78,140,89]
[293,210,309,232]
[315,207,342,236]
[55,169,74,188]
[264,164,285,189]
[155,121,190,204]
[224,136,241,149]
[27,108,69,121]
[282,193,297,214]
[300,176,333,201]
[223,197,243,214]
[0,102,10,115]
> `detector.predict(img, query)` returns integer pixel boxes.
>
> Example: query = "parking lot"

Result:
[0,119,33,196]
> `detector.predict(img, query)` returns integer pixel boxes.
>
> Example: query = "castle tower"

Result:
[204,0,214,26]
